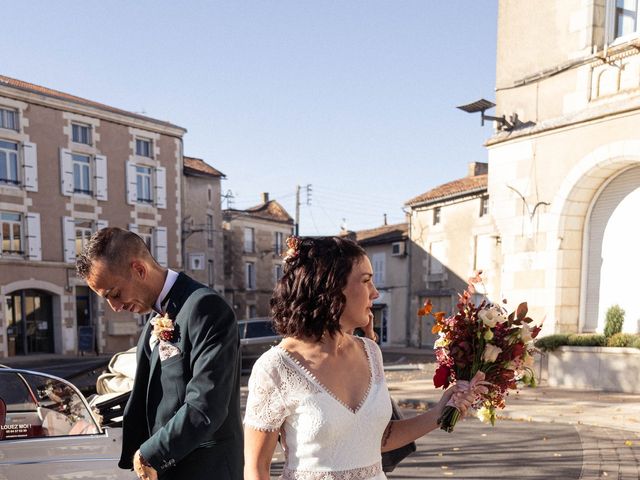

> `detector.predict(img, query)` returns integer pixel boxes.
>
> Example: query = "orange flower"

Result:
[431,323,442,334]
[433,311,446,322]
[417,299,433,316]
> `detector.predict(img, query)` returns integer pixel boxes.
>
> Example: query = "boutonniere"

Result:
[151,313,175,343]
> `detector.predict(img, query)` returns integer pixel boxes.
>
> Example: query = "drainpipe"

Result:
[402,206,413,347]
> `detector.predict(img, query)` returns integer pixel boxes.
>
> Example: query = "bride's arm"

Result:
[380,387,473,452]
[244,427,280,480]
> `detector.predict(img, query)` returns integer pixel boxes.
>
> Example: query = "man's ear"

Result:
[131,260,147,280]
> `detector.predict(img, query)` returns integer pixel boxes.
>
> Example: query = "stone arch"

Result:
[1,280,66,355]
[548,140,640,333]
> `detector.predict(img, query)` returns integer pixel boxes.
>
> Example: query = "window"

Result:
[480,195,489,217]
[1,212,22,254]
[136,166,153,203]
[274,231,284,255]
[433,207,441,225]
[207,214,214,248]
[274,264,283,283]
[246,262,256,290]
[72,154,92,194]
[372,253,385,287]
[0,140,19,185]
[71,123,91,145]
[613,0,639,39]
[138,225,153,252]
[429,241,445,275]
[0,108,18,131]
[136,138,152,158]
[74,220,93,255]
[208,259,214,288]
[244,227,255,253]
[246,304,257,319]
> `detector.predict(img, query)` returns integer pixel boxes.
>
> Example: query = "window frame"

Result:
[480,195,489,217]
[135,165,153,204]
[244,227,255,253]
[0,107,18,131]
[245,261,256,290]
[71,123,92,145]
[135,138,153,158]
[0,139,19,186]
[71,153,93,195]
[608,0,640,43]
[74,220,93,256]
[433,207,441,225]
[1,211,23,255]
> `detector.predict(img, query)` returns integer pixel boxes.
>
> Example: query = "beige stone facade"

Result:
[181,157,225,294]
[488,1,640,334]
[406,163,496,346]
[345,224,410,346]
[222,194,293,320]
[0,75,185,356]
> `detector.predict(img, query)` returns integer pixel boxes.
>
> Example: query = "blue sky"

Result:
[6,1,497,235]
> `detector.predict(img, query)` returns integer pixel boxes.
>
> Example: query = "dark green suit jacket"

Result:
[118,273,242,479]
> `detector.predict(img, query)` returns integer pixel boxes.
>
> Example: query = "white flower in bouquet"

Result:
[482,344,503,363]
[478,306,507,328]
[520,323,533,343]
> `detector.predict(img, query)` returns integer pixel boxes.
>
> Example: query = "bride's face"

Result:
[340,256,379,331]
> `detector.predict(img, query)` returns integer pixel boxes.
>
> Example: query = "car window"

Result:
[0,371,99,441]
[245,321,276,339]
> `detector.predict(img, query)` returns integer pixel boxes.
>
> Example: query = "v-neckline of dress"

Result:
[276,336,374,415]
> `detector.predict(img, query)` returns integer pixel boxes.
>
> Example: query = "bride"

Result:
[244,236,477,480]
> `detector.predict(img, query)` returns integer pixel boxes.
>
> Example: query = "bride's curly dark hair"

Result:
[270,236,366,341]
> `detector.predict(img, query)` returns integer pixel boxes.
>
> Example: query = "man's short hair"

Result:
[76,227,153,279]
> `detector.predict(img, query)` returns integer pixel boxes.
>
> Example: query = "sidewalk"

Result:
[385,365,640,435]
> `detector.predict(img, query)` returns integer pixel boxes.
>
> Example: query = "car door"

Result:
[0,369,133,479]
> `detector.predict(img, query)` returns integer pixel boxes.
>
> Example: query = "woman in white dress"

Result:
[244,236,477,480]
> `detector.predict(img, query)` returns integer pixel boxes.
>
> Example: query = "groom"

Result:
[77,227,242,480]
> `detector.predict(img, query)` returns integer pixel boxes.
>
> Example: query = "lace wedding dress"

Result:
[244,336,392,480]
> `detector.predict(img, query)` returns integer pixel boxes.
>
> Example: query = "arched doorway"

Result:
[585,166,640,333]
[6,289,54,355]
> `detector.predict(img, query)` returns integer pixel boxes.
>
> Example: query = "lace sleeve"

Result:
[244,355,290,432]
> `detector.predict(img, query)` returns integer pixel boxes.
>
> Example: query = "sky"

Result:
[6,1,497,235]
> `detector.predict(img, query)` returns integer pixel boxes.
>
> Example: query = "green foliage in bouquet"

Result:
[604,305,625,338]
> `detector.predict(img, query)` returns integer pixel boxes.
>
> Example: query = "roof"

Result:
[405,174,488,207]
[183,156,225,178]
[346,223,409,246]
[0,74,185,132]
[225,200,294,224]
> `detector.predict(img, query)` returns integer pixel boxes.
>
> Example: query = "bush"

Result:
[567,333,607,347]
[606,333,638,347]
[632,336,640,349]
[604,305,625,338]
[535,334,570,352]
[535,333,607,351]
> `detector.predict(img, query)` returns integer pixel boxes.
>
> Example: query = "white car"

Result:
[0,367,134,479]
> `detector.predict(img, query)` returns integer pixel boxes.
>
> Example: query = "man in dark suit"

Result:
[76,227,242,480]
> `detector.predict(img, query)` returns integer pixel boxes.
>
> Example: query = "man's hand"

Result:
[133,450,158,480]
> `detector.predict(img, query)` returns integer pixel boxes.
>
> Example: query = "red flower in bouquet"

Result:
[418,272,541,432]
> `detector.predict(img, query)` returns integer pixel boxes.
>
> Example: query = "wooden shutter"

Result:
[126,161,138,205]
[60,148,74,196]
[25,212,42,261]
[63,216,76,263]
[22,142,38,192]
[155,166,166,209]
[94,154,108,201]
[154,226,168,266]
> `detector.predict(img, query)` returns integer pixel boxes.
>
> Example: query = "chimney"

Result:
[261,192,270,203]
[383,213,388,225]
[468,162,488,177]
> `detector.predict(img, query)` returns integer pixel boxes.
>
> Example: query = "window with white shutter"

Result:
[94,154,108,201]
[153,226,168,266]
[126,161,138,205]
[154,167,166,209]
[22,142,37,192]
[60,148,74,196]
[63,216,76,263]
[25,212,41,261]
[372,253,385,287]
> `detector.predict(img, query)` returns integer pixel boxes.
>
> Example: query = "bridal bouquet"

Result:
[419,272,541,432]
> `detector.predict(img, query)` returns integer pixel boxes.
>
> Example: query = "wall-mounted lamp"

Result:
[457,98,516,131]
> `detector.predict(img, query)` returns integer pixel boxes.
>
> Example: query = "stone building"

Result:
[222,194,294,320]
[487,1,640,334]
[181,156,225,294]
[0,74,186,356]
[405,162,497,346]
[345,223,409,346]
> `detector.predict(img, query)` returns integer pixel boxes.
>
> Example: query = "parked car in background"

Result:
[239,317,281,373]
[0,367,132,479]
